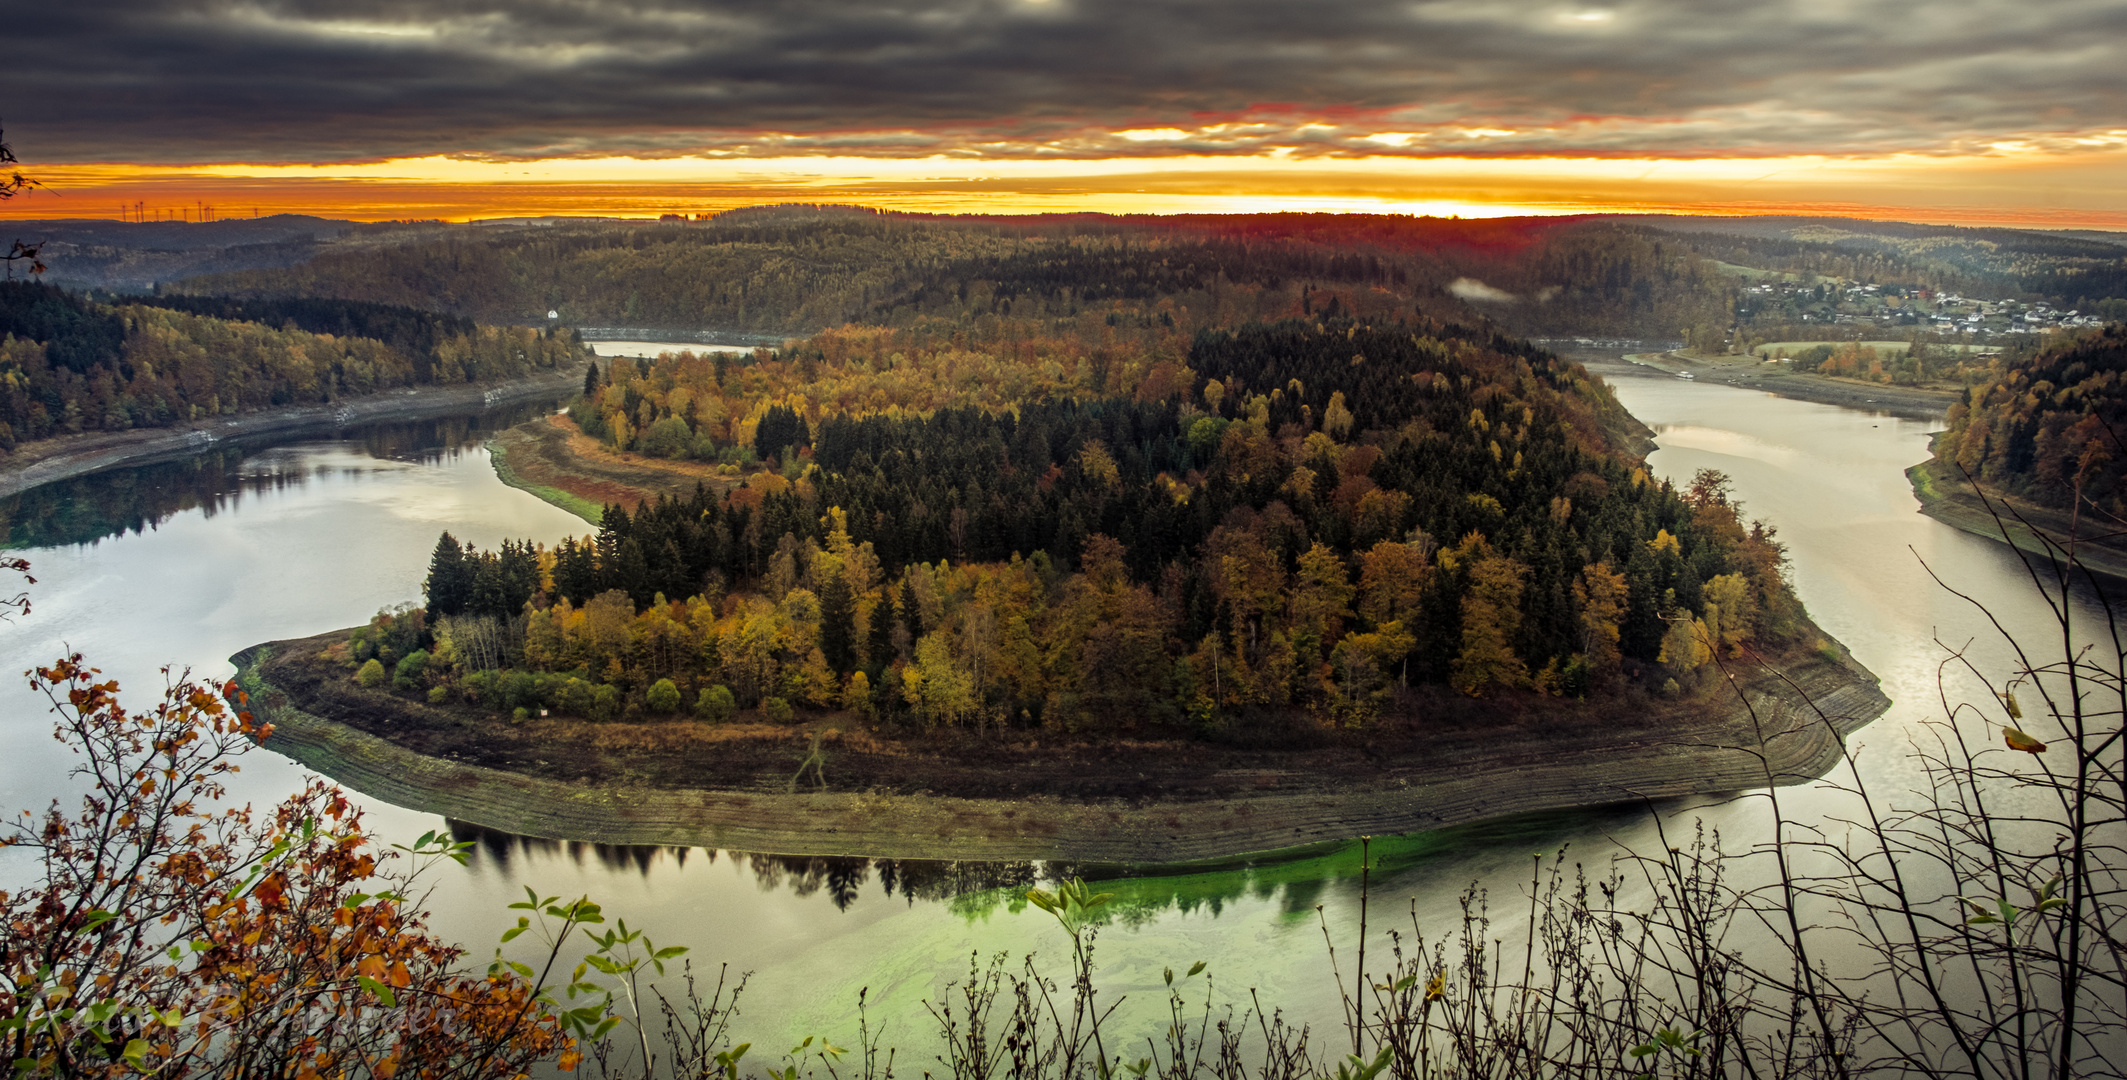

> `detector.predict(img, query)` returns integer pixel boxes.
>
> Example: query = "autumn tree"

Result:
[902,633,978,728]
[0,654,579,1076]
[1573,560,1629,693]
[1450,539,1530,696]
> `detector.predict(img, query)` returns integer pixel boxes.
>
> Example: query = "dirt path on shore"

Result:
[0,364,590,500]
[237,634,1890,862]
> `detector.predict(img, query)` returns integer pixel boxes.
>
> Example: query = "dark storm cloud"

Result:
[5,0,2125,162]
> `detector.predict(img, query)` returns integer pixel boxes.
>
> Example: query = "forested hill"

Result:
[361,316,1801,733]
[176,211,1744,343]
[0,282,586,452]
[1935,326,2127,513]
[1620,215,2127,316]
[177,209,2127,350]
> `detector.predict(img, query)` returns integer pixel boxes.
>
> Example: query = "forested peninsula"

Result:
[245,310,1889,854]
[2,204,1951,850]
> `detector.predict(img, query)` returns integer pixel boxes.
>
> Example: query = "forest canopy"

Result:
[179,212,1752,344]
[176,209,2127,356]
[0,281,587,452]
[361,316,1801,734]
[1936,325,2127,513]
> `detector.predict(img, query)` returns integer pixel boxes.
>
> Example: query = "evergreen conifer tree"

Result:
[820,570,857,674]
[423,532,473,616]
[899,574,924,643]
[868,591,897,670]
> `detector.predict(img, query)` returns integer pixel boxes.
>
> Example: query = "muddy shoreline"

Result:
[236,634,1890,863]
[0,363,591,500]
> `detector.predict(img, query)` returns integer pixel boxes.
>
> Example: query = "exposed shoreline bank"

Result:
[1905,454,2127,589]
[236,636,1890,863]
[0,363,591,500]
[1585,352,1958,422]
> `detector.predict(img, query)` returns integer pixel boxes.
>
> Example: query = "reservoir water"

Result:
[0,364,2106,1058]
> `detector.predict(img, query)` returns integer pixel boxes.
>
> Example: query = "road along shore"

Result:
[0,363,590,500]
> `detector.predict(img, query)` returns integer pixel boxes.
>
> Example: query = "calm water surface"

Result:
[0,369,2104,1056]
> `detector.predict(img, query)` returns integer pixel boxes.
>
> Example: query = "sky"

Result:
[4,0,2126,226]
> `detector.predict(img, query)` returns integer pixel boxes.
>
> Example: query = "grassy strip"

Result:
[1905,457,1947,504]
[486,437,604,525]
[1753,339,2000,357]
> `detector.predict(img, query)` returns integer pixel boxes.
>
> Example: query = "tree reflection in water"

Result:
[444,818,1052,914]
[0,401,559,549]
[439,800,1641,924]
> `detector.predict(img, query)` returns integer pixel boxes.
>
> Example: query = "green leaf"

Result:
[1186,961,1207,978]
[357,975,398,1008]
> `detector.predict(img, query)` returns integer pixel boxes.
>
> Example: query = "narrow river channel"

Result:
[0,358,2104,1060]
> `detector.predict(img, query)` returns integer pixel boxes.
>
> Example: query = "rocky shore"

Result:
[235,634,1890,863]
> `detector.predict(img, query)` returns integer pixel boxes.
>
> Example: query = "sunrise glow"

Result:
[9,146,2127,229]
